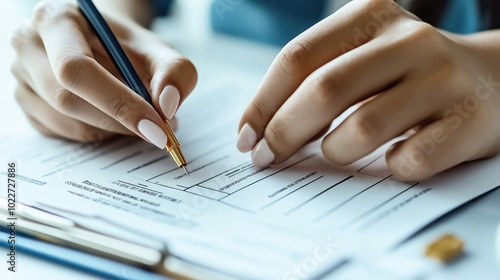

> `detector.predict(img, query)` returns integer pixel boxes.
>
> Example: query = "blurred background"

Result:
[0,0,30,136]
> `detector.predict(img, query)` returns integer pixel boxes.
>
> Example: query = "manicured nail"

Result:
[251,139,275,168]
[159,86,180,120]
[138,119,167,149]
[237,124,257,153]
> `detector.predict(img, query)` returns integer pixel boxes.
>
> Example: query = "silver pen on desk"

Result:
[0,198,163,266]
[0,198,230,280]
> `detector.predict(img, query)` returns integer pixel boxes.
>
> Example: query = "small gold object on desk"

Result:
[424,234,464,263]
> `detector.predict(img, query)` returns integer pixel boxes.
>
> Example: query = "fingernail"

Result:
[237,124,258,153]
[251,139,275,168]
[138,119,167,149]
[159,86,180,120]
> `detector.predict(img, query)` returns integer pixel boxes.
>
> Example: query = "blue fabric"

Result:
[210,0,326,45]
[151,0,483,45]
[440,0,481,34]
[150,0,173,17]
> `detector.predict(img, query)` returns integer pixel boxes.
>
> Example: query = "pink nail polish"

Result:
[237,124,257,153]
[159,86,180,120]
[251,139,275,168]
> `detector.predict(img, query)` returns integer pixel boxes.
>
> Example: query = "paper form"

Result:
[1,76,499,279]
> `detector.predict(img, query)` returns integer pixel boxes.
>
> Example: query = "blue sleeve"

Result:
[150,0,173,17]
[153,0,483,45]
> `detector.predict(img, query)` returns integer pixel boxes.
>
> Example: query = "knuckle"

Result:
[10,28,26,51]
[108,99,132,123]
[14,85,26,105]
[248,98,275,124]
[52,86,76,112]
[349,113,378,149]
[10,22,35,50]
[32,0,71,26]
[265,119,289,149]
[361,0,384,10]
[10,62,21,80]
[358,0,396,17]
[182,58,199,85]
[265,121,288,150]
[32,0,59,25]
[55,54,89,89]
[170,57,199,87]
[307,74,339,107]
[151,56,199,94]
[177,57,198,84]
[156,56,194,73]
[278,39,313,77]
[412,21,436,37]
[386,140,434,181]
[176,56,197,73]
[404,21,441,47]
[75,125,106,143]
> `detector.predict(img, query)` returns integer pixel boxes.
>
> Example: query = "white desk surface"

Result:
[0,1,499,279]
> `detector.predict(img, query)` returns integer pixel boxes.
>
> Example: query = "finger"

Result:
[12,61,120,141]
[239,0,407,149]
[74,12,198,120]
[11,73,57,138]
[33,0,169,149]
[148,55,198,120]
[10,59,34,91]
[15,81,115,142]
[322,76,447,166]
[122,31,198,120]
[10,19,39,87]
[26,115,57,138]
[250,31,417,167]
[13,21,133,135]
[385,115,490,182]
[309,125,331,144]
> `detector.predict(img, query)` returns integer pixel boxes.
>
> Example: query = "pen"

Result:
[76,0,189,175]
[0,198,229,279]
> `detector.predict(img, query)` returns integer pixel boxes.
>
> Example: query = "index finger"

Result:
[237,0,404,151]
[33,0,169,148]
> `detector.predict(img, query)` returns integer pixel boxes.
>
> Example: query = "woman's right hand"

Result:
[10,0,198,148]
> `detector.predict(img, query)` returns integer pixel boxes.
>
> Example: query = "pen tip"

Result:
[182,166,190,177]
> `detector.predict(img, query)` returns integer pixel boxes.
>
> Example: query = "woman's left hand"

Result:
[237,0,500,181]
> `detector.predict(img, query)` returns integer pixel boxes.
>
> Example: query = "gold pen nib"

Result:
[182,165,190,177]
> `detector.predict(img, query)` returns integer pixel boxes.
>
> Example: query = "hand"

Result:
[237,0,500,181]
[11,0,197,148]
